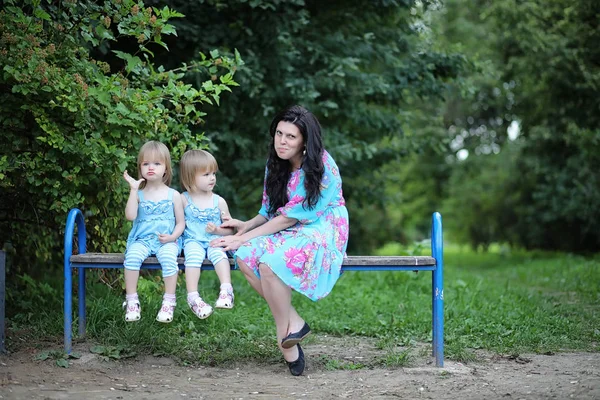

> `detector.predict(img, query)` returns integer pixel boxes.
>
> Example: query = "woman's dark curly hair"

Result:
[266,105,324,216]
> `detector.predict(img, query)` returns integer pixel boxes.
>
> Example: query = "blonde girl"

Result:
[180,149,234,319]
[122,141,185,323]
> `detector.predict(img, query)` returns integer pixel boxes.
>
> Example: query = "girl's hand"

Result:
[123,170,145,190]
[206,222,217,233]
[157,233,172,244]
[210,235,244,252]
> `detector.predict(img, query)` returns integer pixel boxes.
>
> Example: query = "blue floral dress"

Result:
[234,150,349,301]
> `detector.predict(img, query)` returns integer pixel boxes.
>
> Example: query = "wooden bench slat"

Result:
[70,253,436,266]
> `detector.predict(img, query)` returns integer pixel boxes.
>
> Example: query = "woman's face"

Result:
[274,121,305,169]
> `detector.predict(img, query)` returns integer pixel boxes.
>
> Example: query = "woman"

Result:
[210,105,349,376]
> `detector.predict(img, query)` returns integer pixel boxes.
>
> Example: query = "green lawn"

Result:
[9,246,600,366]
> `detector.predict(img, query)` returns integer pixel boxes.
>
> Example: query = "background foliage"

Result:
[143,0,469,253]
[0,0,241,278]
[430,0,600,251]
[1,0,599,303]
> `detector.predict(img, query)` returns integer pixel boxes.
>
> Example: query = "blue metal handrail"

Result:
[64,208,86,354]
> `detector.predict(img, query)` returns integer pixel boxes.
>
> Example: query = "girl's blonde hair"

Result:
[137,141,173,189]
[180,149,219,192]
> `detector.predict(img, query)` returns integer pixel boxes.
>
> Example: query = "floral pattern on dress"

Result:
[139,199,174,215]
[186,202,221,221]
[234,150,349,301]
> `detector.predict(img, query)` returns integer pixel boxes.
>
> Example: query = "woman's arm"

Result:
[241,214,269,234]
[240,215,297,242]
[211,214,297,252]
[219,213,268,235]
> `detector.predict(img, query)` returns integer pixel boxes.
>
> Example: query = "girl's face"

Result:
[140,154,167,183]
[193,170,217,193]
[274,121,305,169]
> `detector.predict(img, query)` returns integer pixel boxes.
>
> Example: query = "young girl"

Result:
[122,140,185,323]
[179,149,234,319]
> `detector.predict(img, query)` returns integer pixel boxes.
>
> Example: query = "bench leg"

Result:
[431,212,444,367]
[0,251,6,354]
[64,260,72,354]
[78,267,86,337]
[432,265,444,367]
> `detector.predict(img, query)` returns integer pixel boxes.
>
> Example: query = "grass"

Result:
[7,245,600,369]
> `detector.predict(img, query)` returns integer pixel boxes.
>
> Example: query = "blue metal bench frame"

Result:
[64,208,444,366]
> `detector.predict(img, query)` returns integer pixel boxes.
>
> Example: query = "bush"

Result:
[0,0,242,279]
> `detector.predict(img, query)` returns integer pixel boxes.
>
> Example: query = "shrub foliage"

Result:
[0,0,241,275]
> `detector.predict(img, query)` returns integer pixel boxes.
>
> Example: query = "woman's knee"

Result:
[238,258,257,278]
[258,262,275,278]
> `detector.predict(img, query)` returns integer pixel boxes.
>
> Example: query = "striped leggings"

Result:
[124,242,179,278]
[184,241,227,268]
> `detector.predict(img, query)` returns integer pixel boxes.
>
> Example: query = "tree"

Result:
[489,0,600,251]
[144,0,468,252]
[421,0,600,252]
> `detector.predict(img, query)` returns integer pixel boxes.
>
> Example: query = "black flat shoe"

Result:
[281,322,311,349]
[286,344,305,376]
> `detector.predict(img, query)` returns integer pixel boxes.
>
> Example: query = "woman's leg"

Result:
[258,262,300,362]
[237,258,264,296]
[239,258,305,337]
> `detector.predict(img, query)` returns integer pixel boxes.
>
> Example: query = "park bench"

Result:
[64,208,445,367]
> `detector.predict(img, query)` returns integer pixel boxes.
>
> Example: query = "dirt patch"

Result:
[1,336,599,399]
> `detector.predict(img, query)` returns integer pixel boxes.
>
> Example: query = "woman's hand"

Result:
[210,235,245,252]
[123,171,144,190]
[219,218,248,235]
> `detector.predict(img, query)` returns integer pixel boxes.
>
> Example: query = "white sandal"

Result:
[123,299,141,322]
[156,299,176,323]
[188,297,213,319]
[215,288,234,309]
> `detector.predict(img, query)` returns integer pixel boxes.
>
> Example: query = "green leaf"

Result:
[56,359,69,368]
[161,24,177,36]
[34,351,50,361]
[34,7,51,21]
[112,51,143,74]
[115,103,130,116]
[90,345,106,354]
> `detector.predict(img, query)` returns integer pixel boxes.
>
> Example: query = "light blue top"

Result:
[182,192,222,247]
[126,188,179,254]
